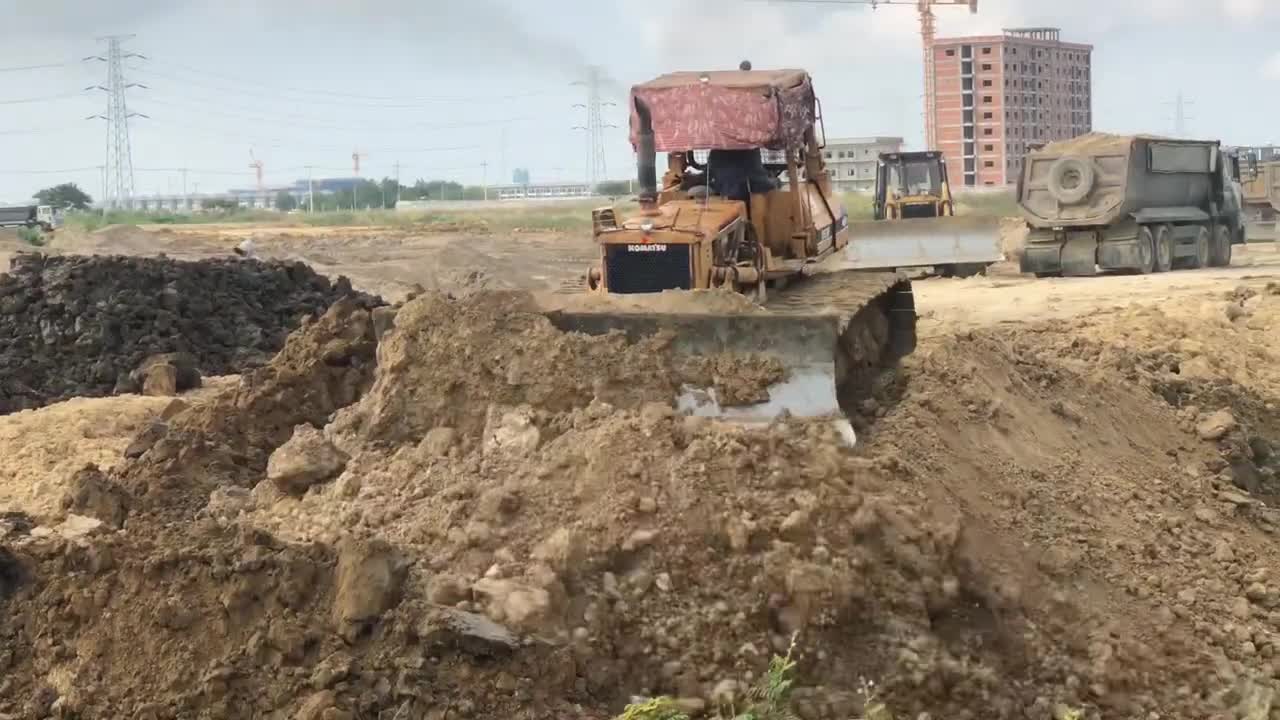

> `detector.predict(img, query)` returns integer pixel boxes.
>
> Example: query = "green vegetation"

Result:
[954,190,1020,218]
[55,186,1013,238]
[62,198,623,235]
[614,637,809,720]
[612,637,903,720]
[34,182,93,210]
[17,226,45,246]
[838,190,1018,221]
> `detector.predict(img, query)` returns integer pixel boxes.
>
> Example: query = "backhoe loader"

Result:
[843,151,1001,277]
[549,65,919,443]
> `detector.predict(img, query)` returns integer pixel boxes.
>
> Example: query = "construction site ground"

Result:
[3,218,1280,719]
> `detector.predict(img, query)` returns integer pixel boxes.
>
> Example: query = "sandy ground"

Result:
[916,242,1280,336]
[23,223,597,302]
[11,220,1277,325]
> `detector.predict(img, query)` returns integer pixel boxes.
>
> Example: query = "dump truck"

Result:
[552,66,917,442]
[845,150,1001,278]
[0,205,59,232]
[1018,133,1245,276]
[1241,160,1280,242]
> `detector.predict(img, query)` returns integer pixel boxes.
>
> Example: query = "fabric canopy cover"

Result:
[628,69,816,153]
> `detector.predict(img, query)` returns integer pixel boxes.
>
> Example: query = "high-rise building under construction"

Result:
[928,28,1093,188]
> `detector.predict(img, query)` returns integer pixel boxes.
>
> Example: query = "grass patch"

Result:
[17,227,45,246]
[63,201,617,235]
[838,190,1018,221]
[58,191,1016,238]
[955,190,1019,218]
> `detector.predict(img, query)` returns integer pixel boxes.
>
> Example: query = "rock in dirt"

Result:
[141,362,178,397]
[1197,410,1238,441]
[295,690,342,720]
[471,578,552,631]
[483,405,541,456]
[418,607,519,657]
[426,572,470,606]
[132,352,201,396]
[332,538,407,641]
[59,465,129,528]
[419,427,458,458]
[267,425,350,495]
[124,418,168,459]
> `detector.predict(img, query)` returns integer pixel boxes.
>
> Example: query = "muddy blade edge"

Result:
[842,215,1003,270]
[542,310,850,434]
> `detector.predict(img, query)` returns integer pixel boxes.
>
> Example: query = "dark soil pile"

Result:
[0,253,378,414]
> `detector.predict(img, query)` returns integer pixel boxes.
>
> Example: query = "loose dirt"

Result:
[2,218,1280,719]
[0,378,234,522]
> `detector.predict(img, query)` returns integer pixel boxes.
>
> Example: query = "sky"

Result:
[0,0,1277,203]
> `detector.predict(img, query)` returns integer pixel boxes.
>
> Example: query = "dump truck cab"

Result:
[873,151,953,220]
[586,67,848,301]
[1240,152,1279,242]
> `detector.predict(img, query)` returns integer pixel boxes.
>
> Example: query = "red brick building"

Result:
[928,28,1093,188]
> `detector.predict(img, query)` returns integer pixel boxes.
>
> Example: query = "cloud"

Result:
[1223,0,1267,20]
[222,0,619,90]
[1264,52,1280,79]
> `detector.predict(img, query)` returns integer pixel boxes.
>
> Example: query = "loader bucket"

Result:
[543,310,857,443]
[842,215,1004,271]
[1246,219,1277,243]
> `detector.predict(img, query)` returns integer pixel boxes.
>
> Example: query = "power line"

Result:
[155,60,563,104]
[0,166,100,175]
[132,66,562,109]
[0,62,71,73]
[0,91,88,105]
[0,125,85,136]
[136,95,535,133]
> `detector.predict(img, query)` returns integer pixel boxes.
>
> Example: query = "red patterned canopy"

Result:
[629,69,816,153]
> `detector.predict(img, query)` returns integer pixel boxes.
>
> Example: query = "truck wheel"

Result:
[1191,226,1211,269]
[1210,226,1232,267]
[1153,225,1174,273]
[1047,156,1095,205]
[1136,226,1157,274]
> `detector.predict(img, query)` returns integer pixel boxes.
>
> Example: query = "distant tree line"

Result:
[35,176,637,215]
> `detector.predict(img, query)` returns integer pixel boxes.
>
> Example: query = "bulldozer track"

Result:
[764,270,907,321]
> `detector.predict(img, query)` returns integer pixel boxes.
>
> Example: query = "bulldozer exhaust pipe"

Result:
[634,98,658,204]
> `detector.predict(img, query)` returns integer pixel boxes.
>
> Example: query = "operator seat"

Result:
[707,149,778,201]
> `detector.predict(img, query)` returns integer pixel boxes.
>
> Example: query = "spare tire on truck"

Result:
[1047,156,1095,205]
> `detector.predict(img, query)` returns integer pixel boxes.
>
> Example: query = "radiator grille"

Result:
[901,203,940,219]
[604,244,692,294]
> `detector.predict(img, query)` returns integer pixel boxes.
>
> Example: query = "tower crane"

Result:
[248,149,264,193]
[754,0,979,149]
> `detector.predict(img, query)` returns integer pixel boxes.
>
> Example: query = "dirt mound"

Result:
[4,288,1280,718]
[0,253,378,414]
[0,389,218,522]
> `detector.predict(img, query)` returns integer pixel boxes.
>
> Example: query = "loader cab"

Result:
[873,152,952,220]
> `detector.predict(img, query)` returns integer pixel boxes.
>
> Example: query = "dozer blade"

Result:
[543,310,856,442]
[1246,220,1277,243]
[842,215,1003,271]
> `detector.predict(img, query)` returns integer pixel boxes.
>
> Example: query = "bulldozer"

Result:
[548,65,918,442]
[843,150,1001,277]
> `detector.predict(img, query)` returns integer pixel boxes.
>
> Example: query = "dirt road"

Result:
[17,222,1277,328]
[916,242,1280,334]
